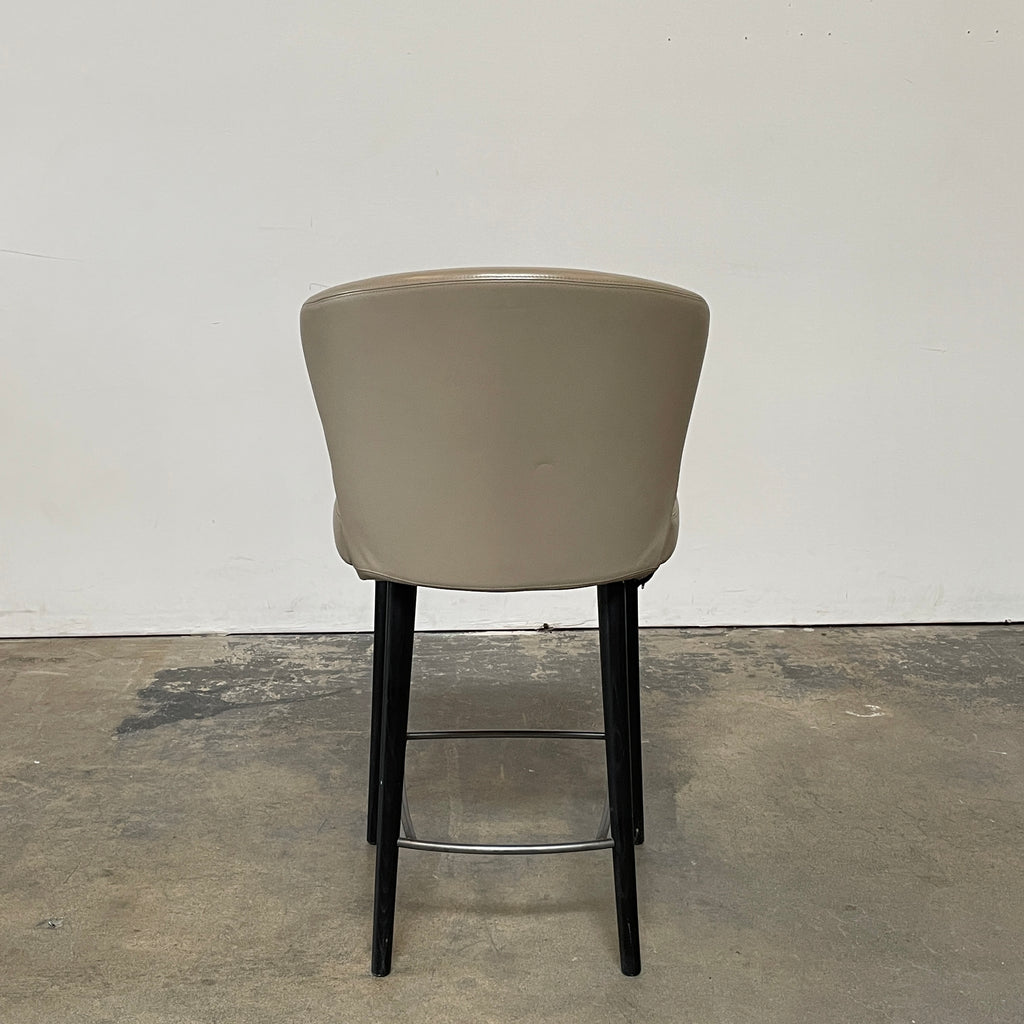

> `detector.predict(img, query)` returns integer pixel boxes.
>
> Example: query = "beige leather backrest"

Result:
[301,268,709,592]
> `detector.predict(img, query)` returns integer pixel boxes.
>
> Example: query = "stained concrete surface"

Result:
[1,625,1023,1023]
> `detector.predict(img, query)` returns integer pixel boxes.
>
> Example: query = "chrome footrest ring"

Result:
[399,727,612,851]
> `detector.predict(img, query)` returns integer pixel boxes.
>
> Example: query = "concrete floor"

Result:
[1,625,1023,1023]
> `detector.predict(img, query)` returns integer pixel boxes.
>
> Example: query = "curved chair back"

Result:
[301,268,709,591]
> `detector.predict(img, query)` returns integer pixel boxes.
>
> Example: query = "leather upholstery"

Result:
[301,268,709,591]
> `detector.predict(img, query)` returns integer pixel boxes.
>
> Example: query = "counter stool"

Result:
[300,268,709,976]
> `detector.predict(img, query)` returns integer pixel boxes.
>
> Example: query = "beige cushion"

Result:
[302,268,708,592]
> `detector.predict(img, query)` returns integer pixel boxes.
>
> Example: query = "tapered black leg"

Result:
[624,579,644,845]
[367,581,388,845]
[371,582,417,977]
[598,581,641,976]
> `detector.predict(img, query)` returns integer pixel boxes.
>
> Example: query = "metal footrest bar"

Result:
[399,727,611,854]
[407,729,604,741]
[398,837,614,855]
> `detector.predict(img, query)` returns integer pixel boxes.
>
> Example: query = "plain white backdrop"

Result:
[2,1,1022,636]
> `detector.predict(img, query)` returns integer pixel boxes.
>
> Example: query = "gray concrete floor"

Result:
[2,626,1023,1023]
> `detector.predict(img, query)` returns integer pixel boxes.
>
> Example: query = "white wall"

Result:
[2,1,1022,637]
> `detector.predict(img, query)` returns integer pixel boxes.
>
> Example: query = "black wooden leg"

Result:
[367,581,388,845]
[624,579,644,845]
[371,582,417,977]
[598,582,641,976]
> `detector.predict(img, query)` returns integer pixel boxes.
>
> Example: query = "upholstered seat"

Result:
[330,498,681,589]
